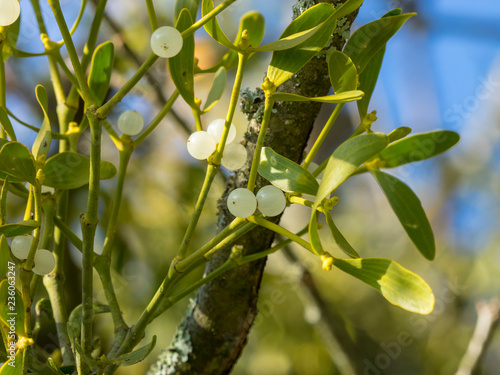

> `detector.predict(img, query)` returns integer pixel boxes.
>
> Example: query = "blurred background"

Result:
[4,0,500,374]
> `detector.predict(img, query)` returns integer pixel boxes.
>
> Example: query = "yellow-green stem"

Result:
[145,0,159,31]
[302,103,344,169]
[247,95,275,191]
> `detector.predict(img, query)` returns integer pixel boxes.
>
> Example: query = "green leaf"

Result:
[257,22,327,52]
[42,152,117,190]
[68,302,110,340]
[202,0,236,50]
[309,211,323,256]
[388,126,412,143]
[174,0,200,21]
[270,90,364,103]
[328,51,358,93]
[110,336,157,366]
[0,279,25,336]
[333,257,434,314]
[0,107,16,141]
[314,133,388,210]
[88,42,114,106]
[355,9,401,118]
[377,131,460,168]
[0,142,37,184]
[344,12,415,74]
[1,16,20,63]
[32,85,52,159]
[258,147,319,195]
[325,213,359,258]
[0,348,24,374]
[357,47,384,118]
[267,3,337,87]
[169,9,196,108]
[0,236,10,279]
[220,11,265,70]
[202,67,226,112]
[371,170,435,260]
[0,220,39,237]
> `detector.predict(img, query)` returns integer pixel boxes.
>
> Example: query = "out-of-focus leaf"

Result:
[344,12,415,74]
[169,9,196,108]
[42,152,117,190]
[0,279,25,336]
[258,147,319,195]
[270,90,364,103]
[0,235,10,278]
[0,107,16,141]
[202,0,236,50]
[88,42,114,106]
[377,131,460,168]
[174,0,200,21]
[32,85,52,159]
[109,336,157,366]
[333,257,435,314]
[0,220,39,237]
[325,213,359,258]
[68,302,110,339]
[202,67,226,112]
[371,170,435,260]
[388,126,412,143]
[328,51,358,93]
[314,133,388,210]
[0,142,37,184]
[267,3,336,87]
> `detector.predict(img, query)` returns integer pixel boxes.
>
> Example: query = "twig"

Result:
[456,299,500,375]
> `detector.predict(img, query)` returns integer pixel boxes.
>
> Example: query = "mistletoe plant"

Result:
[0,0,459,374]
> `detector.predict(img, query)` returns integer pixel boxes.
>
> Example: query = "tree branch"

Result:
[149,1,361,374]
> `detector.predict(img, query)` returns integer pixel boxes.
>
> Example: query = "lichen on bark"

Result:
[149,1,361,374]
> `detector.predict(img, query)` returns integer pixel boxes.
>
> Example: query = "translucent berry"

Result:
[10,235,33,260]
[150,26,183,58]
[222,143,247,171]
[227,188,257,218]
[256,185,286,217]
[118,110,144,136]
[207,119,236,144]
[0,0,21,27]
[41,186,55,194]
[187,131,216,160]
[32,249,56,276]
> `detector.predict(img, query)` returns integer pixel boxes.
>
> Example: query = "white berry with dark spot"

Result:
[256,185,286,217]
[150,26,183,58]
[227,188,256,218]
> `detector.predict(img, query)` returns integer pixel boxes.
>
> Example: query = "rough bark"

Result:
[149,1,360,374]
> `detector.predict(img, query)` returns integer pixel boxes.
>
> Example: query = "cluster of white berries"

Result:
[0,0,20,27]
[187,119,247,171]
[118,110,144,136]
[150,26,183,58]
[10,235,56,275]
[227,185,287,218]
